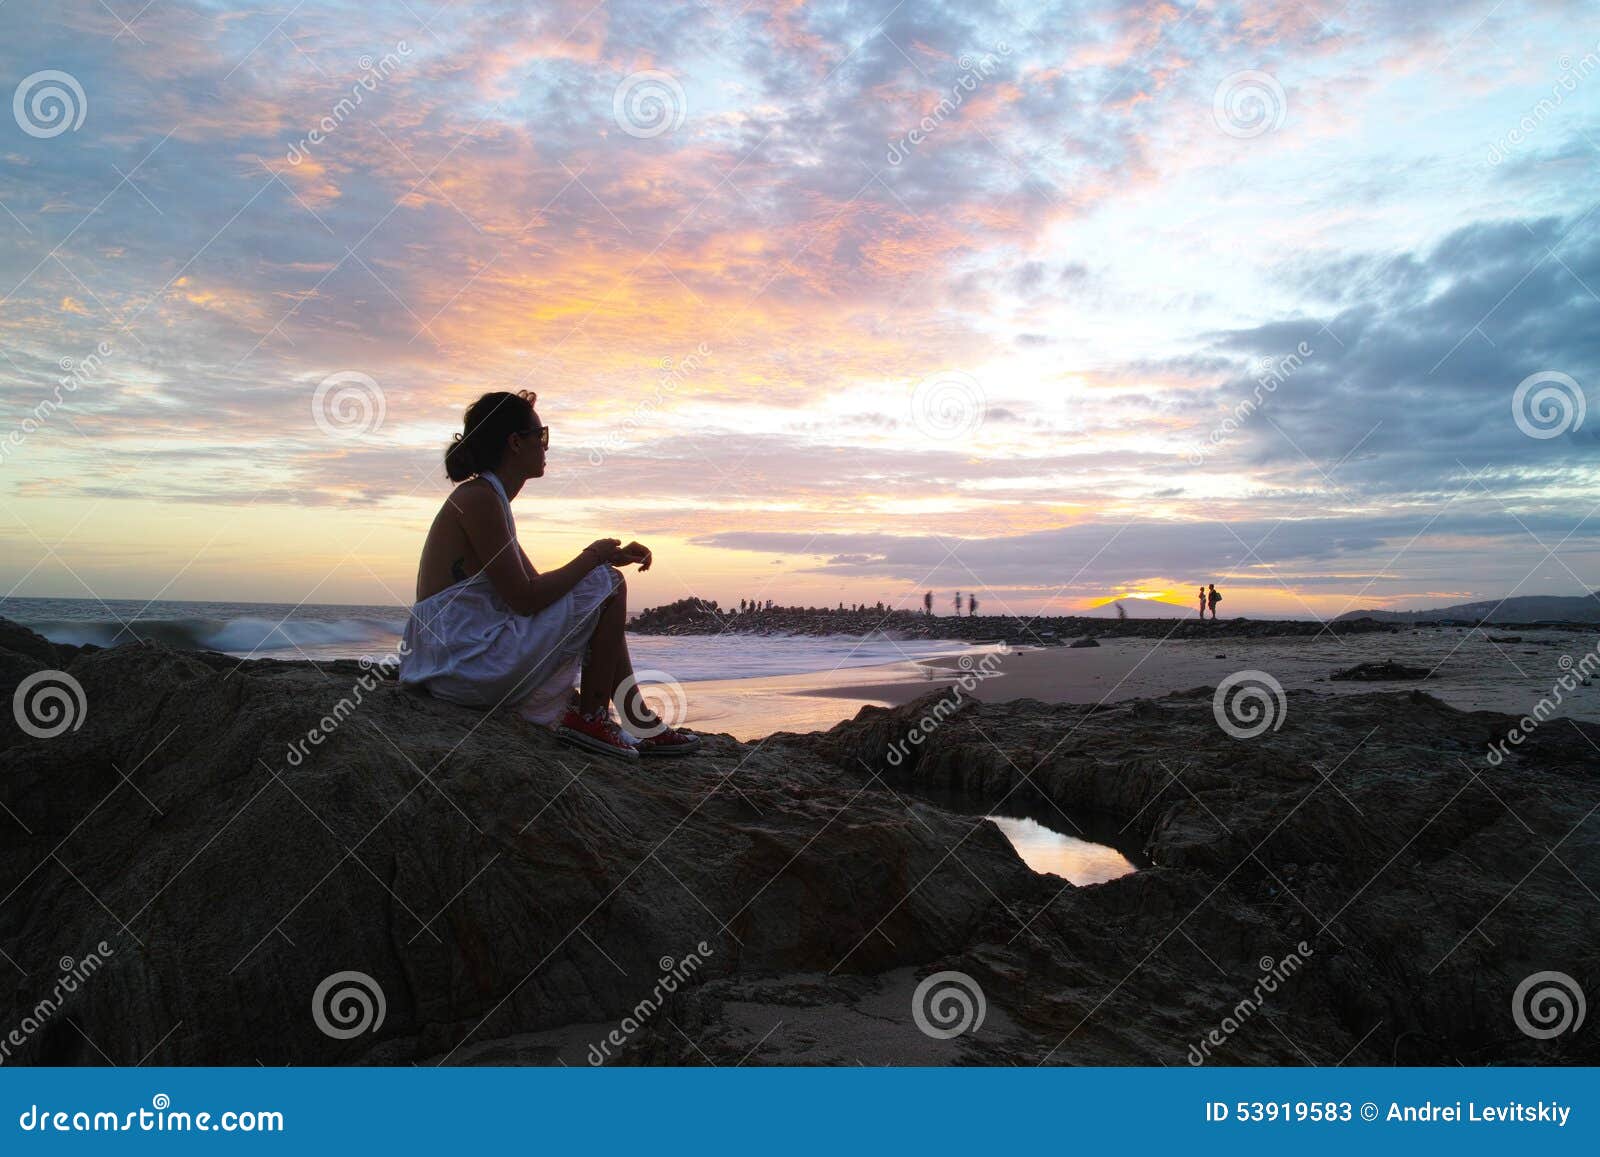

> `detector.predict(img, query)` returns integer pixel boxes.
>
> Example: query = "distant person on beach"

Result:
[398,390,699,761]
[1207,584,1222,620]
[1198,587,1206,618]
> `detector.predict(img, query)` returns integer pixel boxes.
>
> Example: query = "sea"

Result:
[0,596,980,680]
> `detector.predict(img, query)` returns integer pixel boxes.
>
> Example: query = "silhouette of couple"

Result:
[1197,584,1223,620]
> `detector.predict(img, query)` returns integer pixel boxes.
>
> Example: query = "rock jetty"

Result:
[629,597,1406,646]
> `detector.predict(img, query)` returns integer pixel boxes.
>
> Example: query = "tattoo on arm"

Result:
[451,557,468,583]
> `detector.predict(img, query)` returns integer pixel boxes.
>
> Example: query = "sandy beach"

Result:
[677,627,1600,741]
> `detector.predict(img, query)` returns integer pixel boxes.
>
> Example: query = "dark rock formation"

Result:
[0,624,1029,1066]
[766,688,1600,1065]
[1330,660,1432,681]
[3,618,1595,1066]
[1068,637,1100,648]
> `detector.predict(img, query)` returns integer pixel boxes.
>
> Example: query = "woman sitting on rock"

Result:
[398,389,700,760]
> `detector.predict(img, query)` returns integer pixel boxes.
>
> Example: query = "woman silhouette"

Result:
[398,390,699,760]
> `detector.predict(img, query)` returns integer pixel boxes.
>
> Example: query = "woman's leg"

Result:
[577,572,647,720]
[612,633,655,728]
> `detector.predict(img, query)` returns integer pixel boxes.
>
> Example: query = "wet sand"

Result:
[672,627,1600,741]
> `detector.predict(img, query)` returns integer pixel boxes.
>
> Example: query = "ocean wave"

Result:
[27,616,407,656]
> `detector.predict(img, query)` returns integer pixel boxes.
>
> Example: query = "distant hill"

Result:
[1335,591,1600,624]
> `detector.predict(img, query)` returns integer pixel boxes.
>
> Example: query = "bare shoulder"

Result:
[444,477,499,516]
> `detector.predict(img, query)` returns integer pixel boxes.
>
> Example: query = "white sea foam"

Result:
[8,598,978,674]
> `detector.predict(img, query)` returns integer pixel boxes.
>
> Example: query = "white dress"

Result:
[397,471,622,725]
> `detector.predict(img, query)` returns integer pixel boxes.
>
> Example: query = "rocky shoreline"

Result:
[2,616,1596,1065]
[628,597,1599,647]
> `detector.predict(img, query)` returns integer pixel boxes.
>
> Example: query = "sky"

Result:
[1,0,1598,619]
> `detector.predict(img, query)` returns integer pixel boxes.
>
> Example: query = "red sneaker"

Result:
[553,705,640,761]
[634,725,702,757]
[617,701,703,757]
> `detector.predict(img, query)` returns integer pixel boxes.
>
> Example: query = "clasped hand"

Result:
[585,538,653,571]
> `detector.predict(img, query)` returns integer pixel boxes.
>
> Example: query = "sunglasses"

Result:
[520,426,550,450]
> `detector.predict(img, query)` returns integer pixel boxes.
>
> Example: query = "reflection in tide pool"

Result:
[984,813,1139,886]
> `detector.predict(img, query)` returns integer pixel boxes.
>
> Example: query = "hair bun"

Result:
[442,391,536,483]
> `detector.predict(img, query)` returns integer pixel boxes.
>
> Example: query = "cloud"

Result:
[2,0,1597,610]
